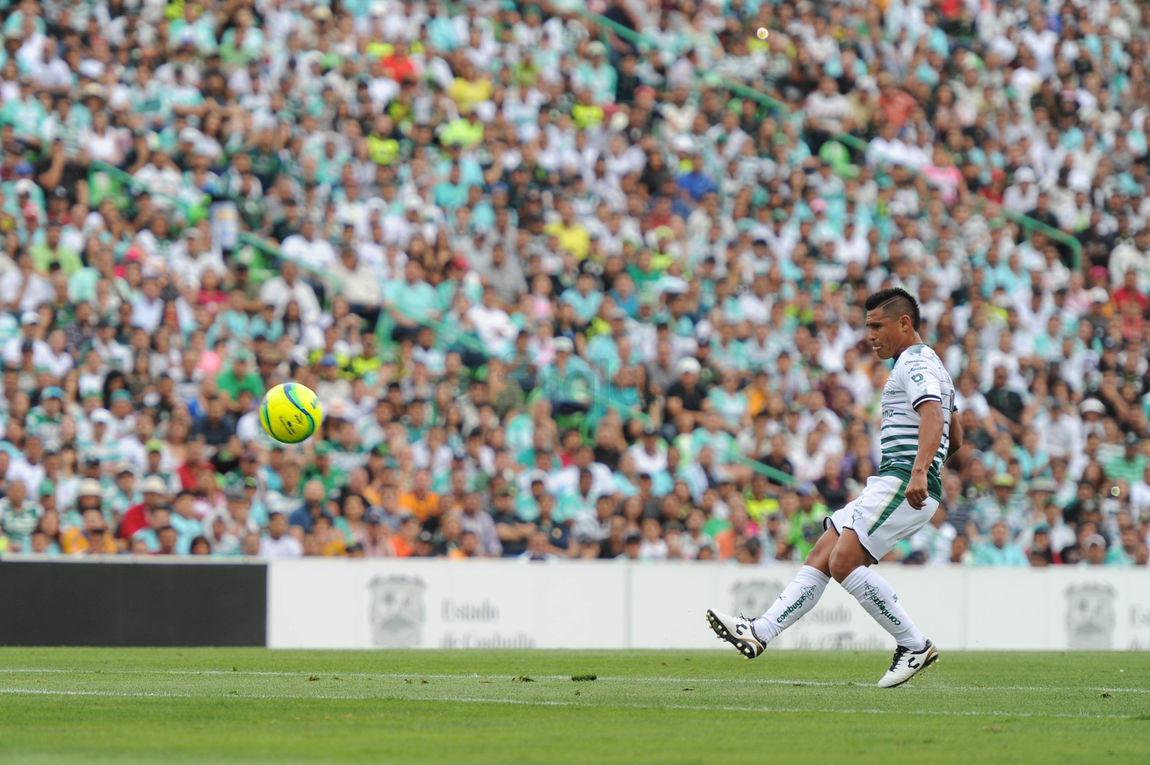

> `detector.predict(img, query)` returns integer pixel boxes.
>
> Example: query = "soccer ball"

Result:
[260,382,323,444]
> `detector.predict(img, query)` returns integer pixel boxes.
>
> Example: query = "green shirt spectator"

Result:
[973,522,1029,566]
[67,265,101,304]
[30,226,82,276]
[440,119,484,150]
[787,492,829,559]
[0,482,39,552]
[301,444,349,500]
[1103,434,1147,487]
[367,132,400,165]
[560,280,603,324]
[216,353,264,404]
[383,262,441,327]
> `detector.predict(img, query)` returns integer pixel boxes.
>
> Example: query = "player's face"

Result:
[864,309,905,360]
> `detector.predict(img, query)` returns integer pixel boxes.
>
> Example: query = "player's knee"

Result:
[803,533,834,575]
[828,545,865,583]
[827,553,853,583]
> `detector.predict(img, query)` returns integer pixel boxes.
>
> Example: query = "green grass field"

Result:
[1,648,1147,763]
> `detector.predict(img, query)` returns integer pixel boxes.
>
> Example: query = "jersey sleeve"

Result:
[900,355,943,411]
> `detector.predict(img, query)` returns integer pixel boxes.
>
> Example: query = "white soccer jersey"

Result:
[877,344,956,498]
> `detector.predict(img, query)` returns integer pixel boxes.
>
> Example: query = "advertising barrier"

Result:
[267,559,1150,651]
[2,558,1145,650]
[267,558,628,649]
[0,559,267,647]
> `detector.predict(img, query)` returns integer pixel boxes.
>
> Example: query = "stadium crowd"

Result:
[0,0,1147,568]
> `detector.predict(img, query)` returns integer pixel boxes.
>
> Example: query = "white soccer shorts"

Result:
[824,474,939,561]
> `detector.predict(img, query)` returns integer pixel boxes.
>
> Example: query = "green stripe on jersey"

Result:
[879,462,943,500]
[868,477,909,534]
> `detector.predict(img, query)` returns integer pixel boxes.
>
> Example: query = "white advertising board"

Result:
[267,560,1150,651]
[267,558,627,649]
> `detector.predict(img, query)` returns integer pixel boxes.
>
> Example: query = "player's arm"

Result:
[901,358,945,509]
[909,399,944,509]
[945,415,964,468]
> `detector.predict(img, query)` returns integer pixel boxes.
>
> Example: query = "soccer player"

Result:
[706,288,962,687]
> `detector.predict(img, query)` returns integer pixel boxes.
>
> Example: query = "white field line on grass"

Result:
[0,687,1136,720]
[1,667,1147,695]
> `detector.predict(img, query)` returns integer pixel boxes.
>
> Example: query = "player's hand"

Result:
[906,471,929,509]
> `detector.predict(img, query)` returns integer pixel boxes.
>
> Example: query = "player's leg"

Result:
[828,482,940,687]
[746,527,834,642]
[705,511,842,658]
[829,529,928,653]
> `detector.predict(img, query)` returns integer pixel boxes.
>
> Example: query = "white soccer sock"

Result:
[840,567,926,651]
[751,565,830,644]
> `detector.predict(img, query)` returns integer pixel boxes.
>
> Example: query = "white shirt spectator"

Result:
[259,533,303,558]
[7,458,46,498]
[955,387,992,420]
[805,89,851,135]
[868,136,914,168]
[91,335,134,373]
[1002,180,1039,214]
[466,302,518,356]
[169,239,227,284]
[1037,411,1083,463]
[329,256,381,307]
[626,442,668,477]
[32,343,73,379]
[1019,27,1057,77]
[1008,63,1042,102]
[31,55,72,91]
[1129,474,1150,523]
[1109,238,1150,293]
[1029,140,1067,188]
[259,275,321,324]
[131,294,165,333]
[81,126,125,164]
[281,232,337,271]
[134,160,184,202]
[639,535,668,561]
[0,269,52,313]
[548,462,615,500]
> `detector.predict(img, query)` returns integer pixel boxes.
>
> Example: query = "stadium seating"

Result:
[0,0,1146,569]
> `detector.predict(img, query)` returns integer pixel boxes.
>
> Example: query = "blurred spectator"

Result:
[1084,534,1109,566]
[259,512,302,559]
[973,521,1029,567]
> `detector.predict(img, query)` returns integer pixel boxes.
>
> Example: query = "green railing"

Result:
[88,161,195,221]
[575,5,1082,269]
[587,398,797,486]
[87,161,349,298]
[234,231,342,299]
[997,206,1082,268]
[579,7,788,116]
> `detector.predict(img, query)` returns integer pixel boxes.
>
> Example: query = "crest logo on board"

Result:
[369,575,426,647]
[1065,583,1116,649]
[732,579,783,620]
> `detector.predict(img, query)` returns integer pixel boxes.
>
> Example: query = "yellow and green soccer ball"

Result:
[260,382,323,444]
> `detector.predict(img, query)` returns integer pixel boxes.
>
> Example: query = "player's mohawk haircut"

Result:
[865,288,921,331]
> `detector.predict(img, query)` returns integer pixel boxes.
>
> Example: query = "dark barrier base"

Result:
[0,561,267,646]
